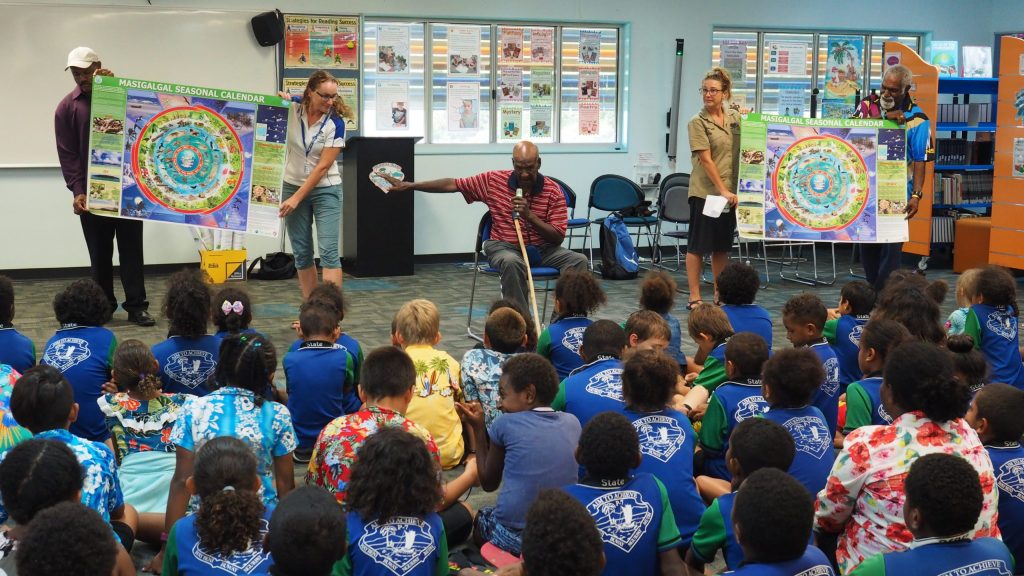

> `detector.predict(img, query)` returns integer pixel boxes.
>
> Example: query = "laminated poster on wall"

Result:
[448,25,481,76]
[338,78,359,131]
[531,28,554,64]
[499,27,524,63]
[777,84,805,117]
[823,35,864,104]
[499,68,524,103]
[579,101,600,136]
[500,106,522,140]
[530,105,552,138]
[448,82,481,131]
[579,30,601,65]
[719,40,748,81]
[377,24,411,73]
[375,80,410,130]
[736,113,908,244]
[766,41,808,76]
[930,40,959,76]
[85,75,290,238]
[531,68,554,105]
[284,15,359,69]
[579,68,600,101]
[282,78,306,98]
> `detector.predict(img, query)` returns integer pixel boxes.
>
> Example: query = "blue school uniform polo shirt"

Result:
[551,355,623,428]
[661,312,687,366]
[808,340,841,434]
[824,314,869,389]
[41,324,116,442]
[693,341,730,393]
[698,377,768,481]
[690,491,743,570]
[762,405,835,499]
[0,325,34,373]
[843,375,892,434]
[965,304,1024,389]
[622,407,705,546]
[165,508,273,575]
[986,441,1024,566]
[341,512,447,576]
[564,474,682,576]
[537,315,591,380]
[721,304,774,350]
[152,335,222,396]
[849,537,1013,576]
[287,332,364,386]
[724,547,836,575]
[284,340,358,450]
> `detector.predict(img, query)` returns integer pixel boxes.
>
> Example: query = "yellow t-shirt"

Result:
[403,344,465,469]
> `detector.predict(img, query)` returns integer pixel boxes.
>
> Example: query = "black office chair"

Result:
[587,174,658,268]
[652,173,691,272]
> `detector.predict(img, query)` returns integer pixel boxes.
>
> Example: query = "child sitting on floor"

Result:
[537,270,606,380]
[462,307,527,428]
[0,275,35,373]
[686,418,796,573]
[761,348,836,499]
[964,265,1024,389]
[487,298,537,352]
[16,502,124,576]
[40,278,116,442]
[152,269,220,396]
[782,293,842,435]
[825,280,876,391]
[843,319,911,437]
[266,487,347,576]
[949,334,989,395]
[637,270,686,366]
[459,354,581,557]
[288,283,364,385]
[284,302,358,462]
[564,411,686,575]
[849,453,1013,576]
[623,309,674,359]
[678,304,735,419]
[946,267,982,336]
[211,286,258,340]
[697,332,770,482]
[966,383,1024,567]
[551,320,626,428]
[717,262,773,350]
[727,468,836,575]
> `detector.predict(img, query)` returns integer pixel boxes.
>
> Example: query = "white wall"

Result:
[0,0,997,270]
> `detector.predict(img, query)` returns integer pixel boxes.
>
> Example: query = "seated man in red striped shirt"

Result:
[384,141,588,313]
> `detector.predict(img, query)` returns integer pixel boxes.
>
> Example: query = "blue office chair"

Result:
[587,174,659,268]
[466,211,558,342]
[549,176,592,268]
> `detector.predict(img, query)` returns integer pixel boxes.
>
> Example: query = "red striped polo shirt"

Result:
[455,170,568,246]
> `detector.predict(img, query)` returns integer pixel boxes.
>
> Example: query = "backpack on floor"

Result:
[599,212,639,280]
[247,252,297,280]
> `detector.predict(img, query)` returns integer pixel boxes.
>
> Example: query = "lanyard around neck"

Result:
[299,107,328,158]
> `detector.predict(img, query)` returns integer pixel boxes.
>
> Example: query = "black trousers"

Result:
[79,212,148,313]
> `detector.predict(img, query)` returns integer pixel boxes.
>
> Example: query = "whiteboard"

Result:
[0,4,277,167]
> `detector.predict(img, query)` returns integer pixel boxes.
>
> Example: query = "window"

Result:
[362,21,426,138]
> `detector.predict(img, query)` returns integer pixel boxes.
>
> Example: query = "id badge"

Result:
[304,163,312,176]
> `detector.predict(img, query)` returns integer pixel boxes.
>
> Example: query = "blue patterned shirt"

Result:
[461,348,514,428]
[35,428,123,522]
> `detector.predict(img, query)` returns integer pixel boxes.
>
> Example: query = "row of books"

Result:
[933,172,993,205]
[936,103,992,125]
[935,138,994,165]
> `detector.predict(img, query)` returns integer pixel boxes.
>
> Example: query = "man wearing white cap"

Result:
[55,47,154,326]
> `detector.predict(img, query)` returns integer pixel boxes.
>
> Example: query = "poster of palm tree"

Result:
[823,35,865,117]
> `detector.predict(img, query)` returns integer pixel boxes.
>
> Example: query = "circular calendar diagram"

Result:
[771,135,869,232]
[131,106,244,214]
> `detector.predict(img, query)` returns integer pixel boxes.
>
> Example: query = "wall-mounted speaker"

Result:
[251,9,283,47]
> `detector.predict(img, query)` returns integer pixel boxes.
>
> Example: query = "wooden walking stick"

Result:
[513,188,543,337]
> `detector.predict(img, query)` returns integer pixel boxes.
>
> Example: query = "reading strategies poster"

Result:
[86,76,289,237]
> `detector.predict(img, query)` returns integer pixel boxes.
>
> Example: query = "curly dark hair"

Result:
[346,427,442,523]
[489,298,538,351]
[975,265,1018,316]
[717,262,760,306]
[781,292,827,330]
[112,339,162,397]
[860,319,912,368]
[840,280,876,316]
[733,468,814,563]
[16,501,118,576]
[762,348,823,408]
[729,418,795,478]
[302,282,346,323]
[638,270,676,314]
[213,333,277,404]
[725,332,769,378]
[211,286,253,334]
[485,307,527,354]
[360,347,416,400]
[521,489,604,576]
[299,302,338,339]
[875,274,948,344]
[625,310,672,342]
[554,269,606,317]
[947,335,988,395]
[972,383,1024,442]
[11,365,74,434]
[0,439,83,525]
[622,349,678,410]
[502,353,560,405]
[53,278,111,327]
[581,319,627,359]
[883,270,949,305]
[883,341,968,422]
[163,268,211,338]
[578,411,639,479]
[904,453,983,537]
[268,486,347,576]
[194,437,265,557]
[0,275,14,325]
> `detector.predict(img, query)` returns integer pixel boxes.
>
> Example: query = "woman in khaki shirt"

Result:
[685,67,741,307]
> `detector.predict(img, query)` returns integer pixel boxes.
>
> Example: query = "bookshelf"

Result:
[933,76,997,213]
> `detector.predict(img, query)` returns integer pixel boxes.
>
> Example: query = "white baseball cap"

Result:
[65,47,100,70]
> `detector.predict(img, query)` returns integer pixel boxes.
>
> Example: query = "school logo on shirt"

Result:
[561,327,586,354]
[795,567,835,576]
[877,403,893,424]
[821,357,840,397]
[42,338,91,372]
[585,368,624,401]
[783,416,832,460]
[586,490,654,553]
[633,415,685,462]
[358,517,437,576]
[192,518,270,574]
[734,396,768,421]
[937,559,1012,576]
[164,350,217,390]
[848,324,864,346]
[996,458,1024,503]
[986,309,1018,341]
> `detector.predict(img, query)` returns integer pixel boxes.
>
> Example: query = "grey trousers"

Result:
[483,240,590,313]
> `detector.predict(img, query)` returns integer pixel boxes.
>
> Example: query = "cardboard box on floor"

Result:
[200,249,247,283]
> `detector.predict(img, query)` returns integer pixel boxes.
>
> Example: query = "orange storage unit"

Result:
[954,217,991,273]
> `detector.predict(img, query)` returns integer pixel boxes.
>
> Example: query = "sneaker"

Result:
[127,310,156,327]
